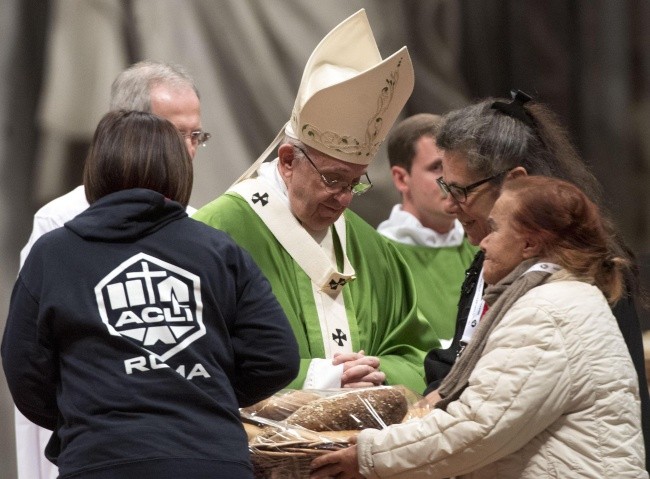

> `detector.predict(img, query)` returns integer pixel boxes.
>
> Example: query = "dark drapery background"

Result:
[1,1,649,476]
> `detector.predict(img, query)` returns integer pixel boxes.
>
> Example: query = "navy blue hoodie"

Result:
[3,188,300,478]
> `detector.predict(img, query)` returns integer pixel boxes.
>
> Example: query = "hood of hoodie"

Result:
[65,188,187,242]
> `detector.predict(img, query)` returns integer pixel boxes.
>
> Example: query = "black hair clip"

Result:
[491,89,535,129]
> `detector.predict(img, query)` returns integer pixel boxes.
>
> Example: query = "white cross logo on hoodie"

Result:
[94,252,205,361]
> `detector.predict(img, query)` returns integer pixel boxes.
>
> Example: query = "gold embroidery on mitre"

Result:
[296,57,405,159]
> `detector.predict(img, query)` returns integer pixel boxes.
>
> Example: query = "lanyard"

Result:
[459,262,561,347]
[460,268,485,344]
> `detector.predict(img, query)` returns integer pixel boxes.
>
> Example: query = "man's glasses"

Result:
[436,170,508,204]
[295,146,373,196]
[182,130,211,147]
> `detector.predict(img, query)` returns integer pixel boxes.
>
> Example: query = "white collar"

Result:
[230,169,355,292]
[257,158,330,242]
[377,204,465,247]
[257,158,289,206]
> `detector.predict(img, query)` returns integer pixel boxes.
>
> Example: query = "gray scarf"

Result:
[436,258,557,409]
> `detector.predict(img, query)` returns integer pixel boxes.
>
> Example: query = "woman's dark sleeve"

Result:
[228,248,300,408]
[612,294,650,472]
[2,276,59,429]
[424,251,484,395]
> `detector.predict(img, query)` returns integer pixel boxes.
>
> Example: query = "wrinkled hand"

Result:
[416,389,441,408]
[310,444,364,479]
[333,350,385,388]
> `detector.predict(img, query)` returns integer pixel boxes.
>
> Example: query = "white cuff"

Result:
[304,359,343,389]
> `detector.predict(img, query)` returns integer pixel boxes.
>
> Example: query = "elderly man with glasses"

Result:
[20,61,208,270]
[194,10,437,392]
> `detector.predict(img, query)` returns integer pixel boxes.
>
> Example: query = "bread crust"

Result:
[242,390,322,421]
[284,387,408,431]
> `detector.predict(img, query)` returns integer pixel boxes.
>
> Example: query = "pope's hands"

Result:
[333,350,385,388]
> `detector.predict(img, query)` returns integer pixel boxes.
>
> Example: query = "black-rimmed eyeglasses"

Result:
[182,130,211,147]
[295,146,373,196]
[436,170,508,204]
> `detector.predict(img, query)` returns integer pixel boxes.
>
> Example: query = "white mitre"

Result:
[234,9,415,183]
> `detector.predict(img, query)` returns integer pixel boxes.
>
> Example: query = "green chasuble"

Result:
[193,191,437,392]
[384,240,478,343]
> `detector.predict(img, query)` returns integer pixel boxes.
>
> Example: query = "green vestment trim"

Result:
[383,239,478,342]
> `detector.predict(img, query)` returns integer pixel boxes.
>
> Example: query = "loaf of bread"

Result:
[242,390,322,421]
[284,387,408,431]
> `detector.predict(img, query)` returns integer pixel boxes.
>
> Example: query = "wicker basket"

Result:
[243,386,432,478]
[250,437,347,478]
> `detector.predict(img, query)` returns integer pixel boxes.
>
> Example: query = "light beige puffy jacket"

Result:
[358,271,647,478]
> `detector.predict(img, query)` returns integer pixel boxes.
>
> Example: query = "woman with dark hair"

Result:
[3,110,299,479]
[82,108,195,206]
[421,91,649,468]
[310,176,646,478]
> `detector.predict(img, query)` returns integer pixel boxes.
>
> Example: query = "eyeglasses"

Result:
[182,130,211,147]
[295,146,373,196]
[436,170,508,204]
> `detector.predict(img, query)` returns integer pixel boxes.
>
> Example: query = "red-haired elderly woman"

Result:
[310,175,646,479]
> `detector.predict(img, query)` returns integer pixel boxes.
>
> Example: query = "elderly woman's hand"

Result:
[310,443,365,479]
